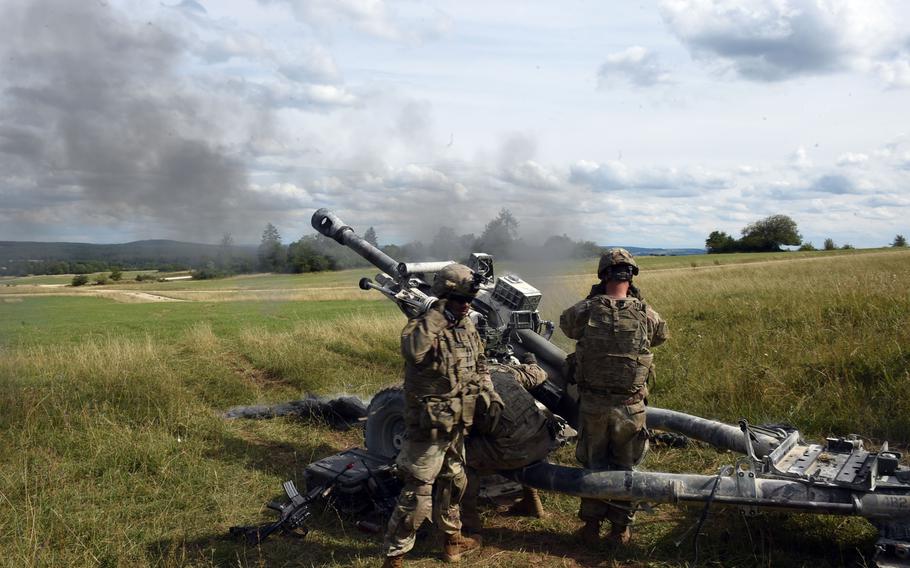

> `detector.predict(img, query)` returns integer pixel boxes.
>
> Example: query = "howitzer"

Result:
[312,208,571,414]
[307,208,910,565]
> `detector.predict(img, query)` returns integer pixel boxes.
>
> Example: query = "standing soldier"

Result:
[559,249,668,546]
[381,264,503,567]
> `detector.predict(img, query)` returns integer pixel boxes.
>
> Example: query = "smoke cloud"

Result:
[0,0,255,242]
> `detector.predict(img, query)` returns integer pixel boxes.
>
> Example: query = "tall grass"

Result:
[235,314,403,397]
[1,248,908,566]
[0,328,374,567]
[538,248,910,440]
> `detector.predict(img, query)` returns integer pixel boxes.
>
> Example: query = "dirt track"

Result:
[1,287,184,303]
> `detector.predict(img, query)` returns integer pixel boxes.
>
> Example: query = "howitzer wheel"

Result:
[365,387,406,459]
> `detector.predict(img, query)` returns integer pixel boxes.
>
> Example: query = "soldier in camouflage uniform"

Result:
[559,249,669,546]
[460,354,556,535]
[381,264,503,567]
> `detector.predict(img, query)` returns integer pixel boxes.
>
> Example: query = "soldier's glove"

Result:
[475,391,504,433]
[424,305,450,332]
[520,352,537,365]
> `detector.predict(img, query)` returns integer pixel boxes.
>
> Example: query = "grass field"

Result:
[1,247,909,567]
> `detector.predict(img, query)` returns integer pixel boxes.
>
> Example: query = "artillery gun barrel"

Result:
[311,208,402,281]
[398,261,454,278]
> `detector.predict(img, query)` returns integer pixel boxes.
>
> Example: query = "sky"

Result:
[1,0,909,248]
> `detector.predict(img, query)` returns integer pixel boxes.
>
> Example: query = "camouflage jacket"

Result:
[488,362,548,391]
[466,367,553,470]
[560,294,668,396]
[401,300,499,433]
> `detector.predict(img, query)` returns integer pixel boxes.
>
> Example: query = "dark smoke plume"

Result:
[0,0,251,242]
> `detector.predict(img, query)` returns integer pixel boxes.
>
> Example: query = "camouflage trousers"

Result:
[382,428,467,557]
[462,429,554,534]
[575,395,649,527]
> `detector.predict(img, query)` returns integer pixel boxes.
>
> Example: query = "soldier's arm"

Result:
[471,329,501,403]
[400,309,448,366]
[646,306,669,348]
[514,363,548,390]
[559,299,592,340]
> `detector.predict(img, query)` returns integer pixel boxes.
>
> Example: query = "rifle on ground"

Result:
[229,463,354,545]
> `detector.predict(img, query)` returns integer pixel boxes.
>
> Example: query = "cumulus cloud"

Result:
[837,152,869,166]
[263,0,451,43]
[598,46,671,87]
[790,146,812,168]
[569,160,727,196]
[660,0,910,86]
[807,173,858,194]
[873,57,910,88]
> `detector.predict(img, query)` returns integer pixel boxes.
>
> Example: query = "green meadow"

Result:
[1,248,909,567]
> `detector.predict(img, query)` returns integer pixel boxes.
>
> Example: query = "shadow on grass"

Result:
[205,428,347,478]
[478,507,877,568]
[147,508,454,567]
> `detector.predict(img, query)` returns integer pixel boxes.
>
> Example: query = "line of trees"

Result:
[707,215,908,254]
[248,208,602,276]
[2,259,191,276]
[706,214,802,253]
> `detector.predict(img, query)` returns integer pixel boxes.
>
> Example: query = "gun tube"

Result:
[398,261,455,278]
[311,209,402,281]
[508,462,910,519]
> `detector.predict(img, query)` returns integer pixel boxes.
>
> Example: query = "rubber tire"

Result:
[365,387,407,459]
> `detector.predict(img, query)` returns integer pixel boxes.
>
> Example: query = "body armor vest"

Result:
[577,296,653,396]
[489,371,547,438]
[403,315,484,433]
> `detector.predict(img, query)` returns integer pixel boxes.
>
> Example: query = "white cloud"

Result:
[836,152,869,166]
[873,57,910,88]
[501,160,564,192]
[598,46,671,88]
[266,0,451,43]
[807,173,858,194]
[790,146,811,168]
[660,0,910,86]
[569,160,727,196]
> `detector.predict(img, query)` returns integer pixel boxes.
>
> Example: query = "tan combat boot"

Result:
[605,523,632,546]
[442,532,481,563]
[575,520,600,546]
[381,554,404,568]
[507,486,546,518]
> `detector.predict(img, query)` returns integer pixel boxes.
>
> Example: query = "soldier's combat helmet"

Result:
[431,263,482,299]
[597,248,639,282]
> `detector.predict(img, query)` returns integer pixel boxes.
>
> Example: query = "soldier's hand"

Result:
[424,305,450,332]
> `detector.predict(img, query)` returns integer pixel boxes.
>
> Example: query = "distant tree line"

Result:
[0,238,256,277]
[706,214,802,253]
[707,215,907,254]
[248,209,603,277]
[1,259,191,277]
